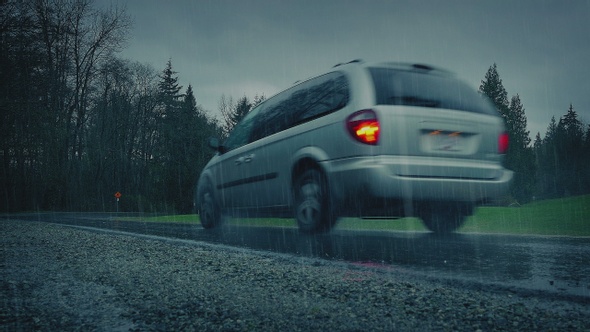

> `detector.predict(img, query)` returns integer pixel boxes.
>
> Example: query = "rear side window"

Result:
[369,67,497,116]
[250,72,349,142]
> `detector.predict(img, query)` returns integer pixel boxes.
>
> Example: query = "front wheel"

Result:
[198,181,222,229]
[293,169,336,234]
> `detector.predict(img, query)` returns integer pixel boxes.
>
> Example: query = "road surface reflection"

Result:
[199,223,589,298]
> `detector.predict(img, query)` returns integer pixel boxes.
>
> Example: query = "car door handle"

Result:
[235,154,255,166]
[243,154,255,163]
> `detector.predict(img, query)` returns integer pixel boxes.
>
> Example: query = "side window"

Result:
[223,105,261,151]
[249,72,349,142]
[293,72,349,124]
[248,94,290,143]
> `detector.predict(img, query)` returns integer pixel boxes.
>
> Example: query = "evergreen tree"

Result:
[184,84,216,164]
[538,116,559,197]
[545,116,559,143]
[479,63,509,120]
[535,106,590,198]
[157,59,184,155]
[533,132,542,150]
[156,60,185,211]
[184,85,221,167]
[584,124,590,192]
[479,64,535,202]
[506,94,535,202]
[158,59,184,120]
[533,131,544,198]
[506,94,531,148]
[555,105,585,195]
[172,84,201,213]
[560,104,584,142]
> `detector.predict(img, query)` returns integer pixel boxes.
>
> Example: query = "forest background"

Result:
[2,1,589,213]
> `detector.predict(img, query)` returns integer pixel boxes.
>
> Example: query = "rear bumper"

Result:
[323,155,513,216]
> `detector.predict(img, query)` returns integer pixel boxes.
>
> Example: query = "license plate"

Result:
[426,131,465,152]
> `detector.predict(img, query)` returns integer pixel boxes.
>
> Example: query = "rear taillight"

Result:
[498,132,509,154]
[346,109,380,145]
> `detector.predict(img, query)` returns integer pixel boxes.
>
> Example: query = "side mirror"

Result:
[207,137,225,153]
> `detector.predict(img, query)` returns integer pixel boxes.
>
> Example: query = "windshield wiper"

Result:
[388,96,440,108]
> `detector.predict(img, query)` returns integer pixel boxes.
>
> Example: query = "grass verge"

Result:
[121,195,590,236]
[462,195,590,236]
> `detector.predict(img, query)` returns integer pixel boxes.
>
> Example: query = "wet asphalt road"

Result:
[3,212,589,300]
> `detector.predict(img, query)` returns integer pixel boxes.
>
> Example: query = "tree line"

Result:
[479,64,590,203]
[2,1,588,213]
[1,0,252,213]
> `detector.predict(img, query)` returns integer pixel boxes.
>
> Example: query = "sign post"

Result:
[114,192,122,212]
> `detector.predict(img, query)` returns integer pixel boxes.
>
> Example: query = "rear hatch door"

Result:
[368,66,505,179]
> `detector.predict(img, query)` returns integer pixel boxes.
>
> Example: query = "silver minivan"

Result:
[195,61,513,233]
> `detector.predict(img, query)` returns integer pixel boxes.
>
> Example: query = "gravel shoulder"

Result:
[1,219,589,331]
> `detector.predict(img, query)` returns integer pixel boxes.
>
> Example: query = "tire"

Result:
[198,181,222,229]
[293,169,336,234]
[420,204,470,233]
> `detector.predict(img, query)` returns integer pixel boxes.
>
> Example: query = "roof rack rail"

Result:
[412,63,434,71]
[333,59,363,68]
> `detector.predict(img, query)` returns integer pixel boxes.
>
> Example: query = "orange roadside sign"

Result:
[114,192,122,199]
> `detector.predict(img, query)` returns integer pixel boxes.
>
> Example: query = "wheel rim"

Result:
[296,181,322,228]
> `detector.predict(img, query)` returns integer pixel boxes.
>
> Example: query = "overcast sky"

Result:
[105,0,589,138]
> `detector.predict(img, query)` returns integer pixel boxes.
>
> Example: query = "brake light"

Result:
[347,110,380,145]
[498,132,509,154]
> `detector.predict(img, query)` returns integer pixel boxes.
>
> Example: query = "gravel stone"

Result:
[1,219,589,331]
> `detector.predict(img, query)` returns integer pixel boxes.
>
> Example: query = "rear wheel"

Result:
[420,203,471,233]
[293,169,336,234]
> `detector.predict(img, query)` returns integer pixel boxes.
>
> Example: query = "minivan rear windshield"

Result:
[369,67,498,116]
